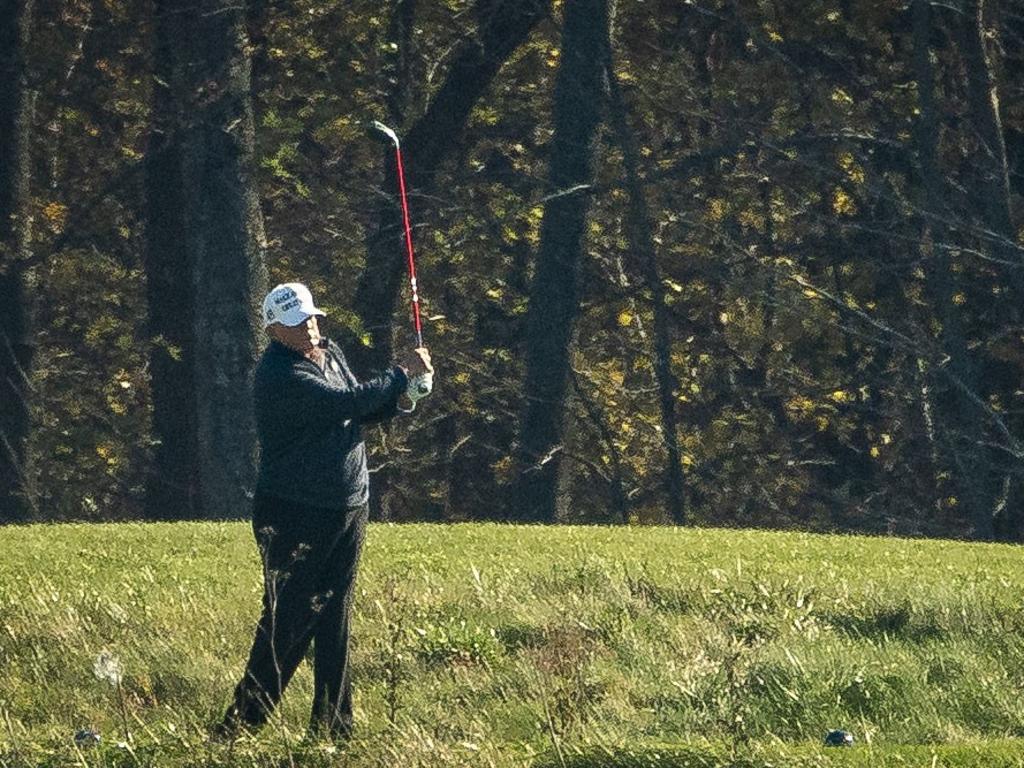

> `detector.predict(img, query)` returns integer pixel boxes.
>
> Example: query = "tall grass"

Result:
[0,522,1022,766]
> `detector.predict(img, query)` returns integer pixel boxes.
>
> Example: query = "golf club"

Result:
[370,120,432,398]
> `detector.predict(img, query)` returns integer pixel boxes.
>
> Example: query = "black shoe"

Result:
[207,722,239,745]
[208,713,257,745]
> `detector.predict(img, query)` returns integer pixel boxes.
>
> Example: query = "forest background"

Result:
[2,0,1024,542]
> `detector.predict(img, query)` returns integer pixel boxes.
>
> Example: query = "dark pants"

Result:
[222,493,367,737]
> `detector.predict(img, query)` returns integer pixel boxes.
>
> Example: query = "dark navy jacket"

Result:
[254,338,408,509]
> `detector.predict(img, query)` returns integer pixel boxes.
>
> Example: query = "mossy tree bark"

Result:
[515,0,609,522]
[145,0,267,520]
[0,0,36,522]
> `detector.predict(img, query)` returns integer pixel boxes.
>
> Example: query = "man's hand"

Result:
[397,348,433,411]
[398,347,433,378]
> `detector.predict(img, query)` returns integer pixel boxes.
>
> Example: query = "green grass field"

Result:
[1,522,1022,767]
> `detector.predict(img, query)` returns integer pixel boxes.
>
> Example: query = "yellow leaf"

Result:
[786,396,815,413]
[618,310,633,327]
[43,201,68,223]
[831,87,854,105]
[832,188,857,216]
[491,456,513,483]
[838,152,866,185]
[42,201,68,233]
[95,444,117,466]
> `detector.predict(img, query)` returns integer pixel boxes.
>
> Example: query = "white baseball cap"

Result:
[262,282,326,328]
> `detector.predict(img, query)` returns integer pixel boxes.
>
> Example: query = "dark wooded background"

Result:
[2,0,1023,540]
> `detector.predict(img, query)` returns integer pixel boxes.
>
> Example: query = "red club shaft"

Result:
[393,145,423,348]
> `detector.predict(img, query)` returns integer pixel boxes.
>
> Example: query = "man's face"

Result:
[270,315,321,351]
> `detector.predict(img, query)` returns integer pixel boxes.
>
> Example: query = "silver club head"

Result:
[371,120,400,148]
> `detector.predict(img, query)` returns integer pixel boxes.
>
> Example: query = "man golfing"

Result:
[217,281,432,740]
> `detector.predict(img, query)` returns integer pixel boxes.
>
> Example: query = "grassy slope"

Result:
[0,522,1022,767]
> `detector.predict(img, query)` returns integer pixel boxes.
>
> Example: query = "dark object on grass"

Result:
[74,728,101,747]
[824,729,855,747]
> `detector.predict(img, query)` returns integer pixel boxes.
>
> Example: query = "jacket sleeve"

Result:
[280,363,409,424]
[359,374,407,425]
[328,341,409,425]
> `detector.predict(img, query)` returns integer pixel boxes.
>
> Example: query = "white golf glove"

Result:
[406,372,433,407]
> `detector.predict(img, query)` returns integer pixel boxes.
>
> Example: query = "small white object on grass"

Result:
[93,651,123,687]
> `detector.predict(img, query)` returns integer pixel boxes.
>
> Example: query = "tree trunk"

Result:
[145,0,267,520]
[384,0,417,128]
[913,0,994,539]
[604,50,687,526]
[996,0,1024,540]
[514,0,609,523]
[954,0,1024,540]
[957,0,1015,253]
[190,1,268,521]
[144,0,199,519]
[0,0,36,522]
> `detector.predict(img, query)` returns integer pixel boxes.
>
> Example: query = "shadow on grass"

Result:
[532,741,1024,768]
[821,601,946,642]
[533,744,729,768]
